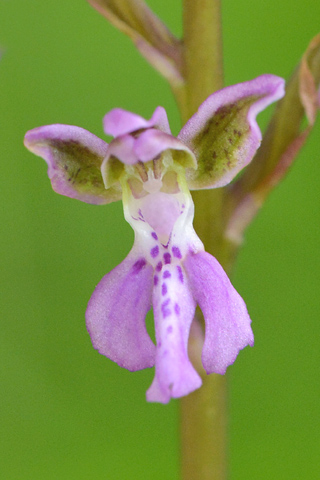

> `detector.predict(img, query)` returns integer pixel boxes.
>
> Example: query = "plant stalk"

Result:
[179,1,229,479]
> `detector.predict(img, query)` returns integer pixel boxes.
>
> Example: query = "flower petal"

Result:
[103,106,171,137]
[135,129,197,168]
[146,264,201,403]
[178,74,285,189]
[184,251,254,375]
[86,249,156,371]
[24,124,121,204]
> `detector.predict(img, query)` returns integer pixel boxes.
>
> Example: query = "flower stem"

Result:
[182,0,224,118]
[179,1,229,479]
[180,369,228,480]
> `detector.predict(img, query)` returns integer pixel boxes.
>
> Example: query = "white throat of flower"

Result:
[120,158,203,267]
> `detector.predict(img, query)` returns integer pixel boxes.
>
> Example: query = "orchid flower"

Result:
[24,74,285,403]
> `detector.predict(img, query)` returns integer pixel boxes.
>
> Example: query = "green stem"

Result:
[180,370,228,480]
[182,0,224,119]
[179,2,229,480]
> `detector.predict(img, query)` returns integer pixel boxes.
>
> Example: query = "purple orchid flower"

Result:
[24,74,285,403]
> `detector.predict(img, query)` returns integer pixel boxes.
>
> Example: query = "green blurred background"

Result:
[1,1,319,478]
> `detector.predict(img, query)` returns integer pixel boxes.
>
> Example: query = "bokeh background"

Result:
[1,0,319,478]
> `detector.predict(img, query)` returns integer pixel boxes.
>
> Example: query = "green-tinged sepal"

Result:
[178,75,285,190]
[24,124,121,205]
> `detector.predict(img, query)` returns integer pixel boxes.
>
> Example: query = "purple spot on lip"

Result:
[163,270,171,279]
[161,298,171,318]
[132,258,147,274]
[172,246,182,259]
[131,215,145,222]
[151,232,158,240]
[161,283,167,296]
[177,265,184,283]
[156,261,162,272]
[163,253,171,264]
[151,246,159,258]
[154,275,158,286]
[167,325,173,334]
[174,303,180,315]
[138,209,144,219]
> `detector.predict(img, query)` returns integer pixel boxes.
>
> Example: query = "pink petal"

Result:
[106,135,138,164]
[184,251,254,375]
[103,106,171,137]
[86,249,156,371]
[135,129,197,168]
[146,263,201,403]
